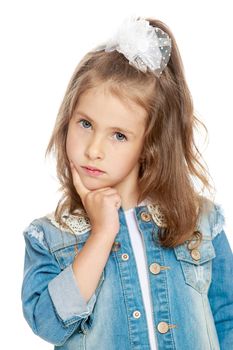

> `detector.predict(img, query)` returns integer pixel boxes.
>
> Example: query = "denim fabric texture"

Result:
[21,201,233,349]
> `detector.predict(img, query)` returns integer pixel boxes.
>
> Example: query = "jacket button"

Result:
[149,263,161,274]
[187,240,200,250]
[190,249,201,261]
[140,212,151,222]
[121,253,129,261]
[157,321,169,334]
[111,241,121,252]
[133,310,141,319]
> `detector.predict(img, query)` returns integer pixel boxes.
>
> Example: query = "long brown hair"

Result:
[45,17,216,248]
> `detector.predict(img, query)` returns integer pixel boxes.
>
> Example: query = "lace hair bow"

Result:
[93,16,172,76]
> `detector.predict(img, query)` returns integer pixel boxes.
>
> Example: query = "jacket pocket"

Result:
[174,238,216,293]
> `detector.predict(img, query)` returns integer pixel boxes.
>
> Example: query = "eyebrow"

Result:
[75,110,136,135]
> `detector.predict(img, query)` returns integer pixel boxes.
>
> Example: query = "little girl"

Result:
[21,16,233,349]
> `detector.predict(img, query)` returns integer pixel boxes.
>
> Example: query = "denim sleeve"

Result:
[208,229,233,348]
[21,223,97,346]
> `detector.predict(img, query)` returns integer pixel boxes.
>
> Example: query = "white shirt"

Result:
[124,200,158,350]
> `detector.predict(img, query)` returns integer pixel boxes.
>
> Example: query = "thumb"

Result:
[70,161,89,200]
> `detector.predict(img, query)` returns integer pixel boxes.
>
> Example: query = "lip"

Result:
[83,165,104,172]
[81,166,105,176]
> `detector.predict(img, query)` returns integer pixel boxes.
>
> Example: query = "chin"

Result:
[82,178,106,190]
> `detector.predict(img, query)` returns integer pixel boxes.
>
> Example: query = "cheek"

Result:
[112,147,141,169]
[66,128,82,160]
[123,144,143,162]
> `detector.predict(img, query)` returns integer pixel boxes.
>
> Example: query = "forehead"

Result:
[74,85,147,128]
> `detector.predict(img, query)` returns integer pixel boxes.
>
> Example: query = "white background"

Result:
[0,1,232,349]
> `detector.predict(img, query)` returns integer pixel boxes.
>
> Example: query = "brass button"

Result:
[111,241,121,252]
[190,249,201,261]
[157,321,169,334]
[140,212,151,222]
[187,240,200,250]
[122,253,129,261]
[149,263,161,275]
[133,310,141,319]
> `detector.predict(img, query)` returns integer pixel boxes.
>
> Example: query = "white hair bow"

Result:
[93,16,172,76]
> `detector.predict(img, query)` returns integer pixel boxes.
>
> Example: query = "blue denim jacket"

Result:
[21,201,233,349]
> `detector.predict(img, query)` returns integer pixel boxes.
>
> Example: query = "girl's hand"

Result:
[69,161,121,237]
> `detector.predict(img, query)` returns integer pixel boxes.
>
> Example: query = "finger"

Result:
[104,193,121,208]
[70,161,89,199]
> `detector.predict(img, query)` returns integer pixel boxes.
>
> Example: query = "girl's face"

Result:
[66,84,147,204]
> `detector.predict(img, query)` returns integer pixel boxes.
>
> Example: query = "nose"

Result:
[85,135,104,159]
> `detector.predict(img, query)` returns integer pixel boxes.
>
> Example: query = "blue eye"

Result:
[78,119,127,142]
[79,119,91,128]
[115,132,127,141]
